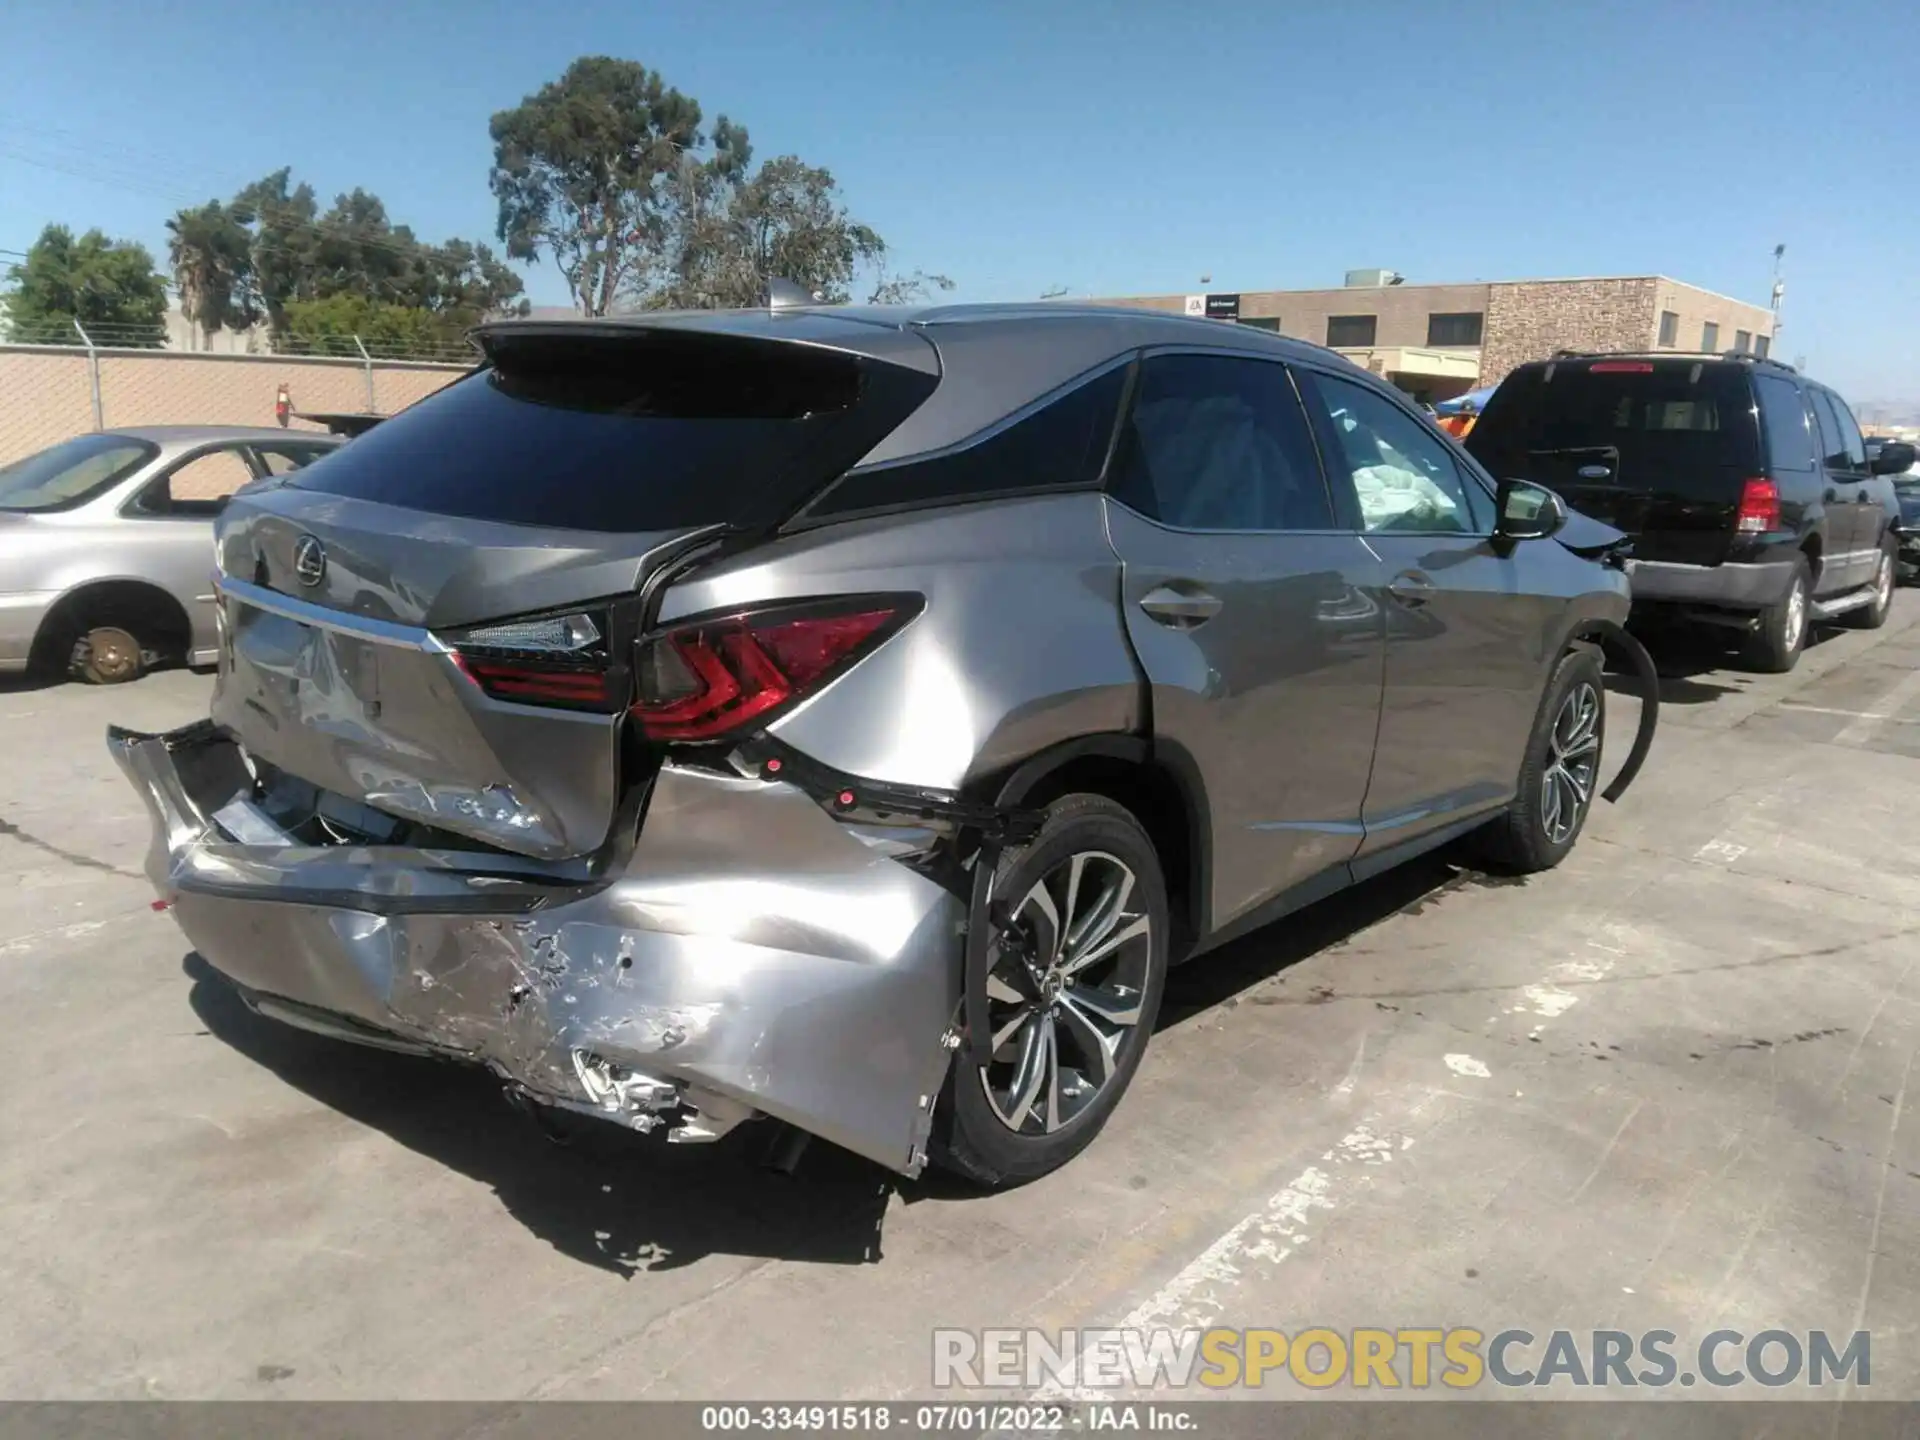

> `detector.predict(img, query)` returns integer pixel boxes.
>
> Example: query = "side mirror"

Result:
[1871,441,1916,475]
[1495,479,1568,542]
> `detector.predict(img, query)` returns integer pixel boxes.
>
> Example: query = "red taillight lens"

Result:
[1736,477,1781,534]
[1590,361,1655,373]
[632,603,907,742]
[446,610,615,710]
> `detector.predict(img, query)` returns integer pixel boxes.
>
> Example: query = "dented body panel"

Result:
[115,725,965,1172]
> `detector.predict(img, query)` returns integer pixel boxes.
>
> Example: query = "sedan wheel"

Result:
[980,852,1152,1136]
[77,626,146,685]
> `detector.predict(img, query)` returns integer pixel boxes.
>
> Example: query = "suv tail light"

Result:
[631,597,918,742]
[447,611,616,710]
[1735,477,1781,535]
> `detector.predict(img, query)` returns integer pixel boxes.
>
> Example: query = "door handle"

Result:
[1139,584,1223,627]
[1388,571,1436,606]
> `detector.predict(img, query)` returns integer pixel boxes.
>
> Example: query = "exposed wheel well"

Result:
[1002,752,1202,959]
[31,581,193,673]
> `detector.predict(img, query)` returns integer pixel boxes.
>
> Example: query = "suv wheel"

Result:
[1744,554,1812,673]
[1844,539,1896,631]
[1470,647,1605,875]
[930,794,1168,1188]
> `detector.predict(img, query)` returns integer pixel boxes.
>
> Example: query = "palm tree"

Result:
[165,201,257,348]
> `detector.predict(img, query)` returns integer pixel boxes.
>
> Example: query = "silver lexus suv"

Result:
[113,304,1652,1187]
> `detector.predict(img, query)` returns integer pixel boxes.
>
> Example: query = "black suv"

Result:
[1467,352,1917,671]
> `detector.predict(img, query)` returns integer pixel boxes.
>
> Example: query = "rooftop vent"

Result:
[1344,269,1405,288]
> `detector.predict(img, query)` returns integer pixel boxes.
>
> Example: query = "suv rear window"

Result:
[1468,362,1759,479]
[289,332,934,533]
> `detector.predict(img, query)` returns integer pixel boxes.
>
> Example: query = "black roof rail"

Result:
[1546,348,1795,374]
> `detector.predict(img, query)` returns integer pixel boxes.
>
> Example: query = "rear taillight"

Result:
[447,611,616,710]
[631,598,916,742]
[1735,477,1781,535]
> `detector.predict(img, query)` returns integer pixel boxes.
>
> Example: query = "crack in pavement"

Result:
[0,814,143,880]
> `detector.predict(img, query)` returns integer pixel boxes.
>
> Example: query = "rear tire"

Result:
[1743,554,1811,673]
[1844,539,1896,630]
[1469,647,1605,875]
[930,794,1168,1189]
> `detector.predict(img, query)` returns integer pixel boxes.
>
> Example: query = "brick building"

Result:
[1092,272,1778,404]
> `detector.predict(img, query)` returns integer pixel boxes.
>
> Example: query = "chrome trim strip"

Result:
[215,574,448,652]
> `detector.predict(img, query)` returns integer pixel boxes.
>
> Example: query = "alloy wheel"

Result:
[979,851,1153,1135]
[1875,553,1893,610]
[1541,680,1601,846]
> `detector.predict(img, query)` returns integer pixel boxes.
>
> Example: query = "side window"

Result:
[1108,354,1334,531]
[1752,376,1816,472]
[1808,391,1853,472]
[142,447,256,516]
[1306,372,1484,535]
[1827,393,1869,469]
[253,443,332,476]
[811,365,1125,517]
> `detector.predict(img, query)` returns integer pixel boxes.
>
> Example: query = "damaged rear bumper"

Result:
[111,721,968,1175]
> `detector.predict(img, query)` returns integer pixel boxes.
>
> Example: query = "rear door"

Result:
[1808,388,1872,591]
[1299,367,1547,857]
[1468,360,1759,565]
[1102,350,1386,935]
[208,326,938,859]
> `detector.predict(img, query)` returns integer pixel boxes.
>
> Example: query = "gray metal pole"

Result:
[352,334,375,411]
[73,318,104,430]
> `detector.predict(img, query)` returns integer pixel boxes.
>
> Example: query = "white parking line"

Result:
[1835,667,1920,747]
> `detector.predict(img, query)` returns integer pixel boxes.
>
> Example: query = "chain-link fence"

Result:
[0,324,472,465]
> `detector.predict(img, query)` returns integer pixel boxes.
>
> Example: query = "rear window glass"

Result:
[1751,375,1816,471]
[289,334,928,533]
[1468,363,1757,477]
[0,433,156,512]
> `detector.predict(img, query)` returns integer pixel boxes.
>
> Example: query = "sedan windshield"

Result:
[0,434,158,512]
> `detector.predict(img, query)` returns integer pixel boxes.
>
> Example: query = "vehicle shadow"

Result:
[1156,851,1471,1025]
[182,952,897,1275]
[1605,622,1849,707]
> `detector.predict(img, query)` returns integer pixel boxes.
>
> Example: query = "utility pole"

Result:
[1769,244,1786,341]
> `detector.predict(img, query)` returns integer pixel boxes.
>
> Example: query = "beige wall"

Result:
[0,347,466,465]
[1648,279,1776,358]
[1102,283,1493,350]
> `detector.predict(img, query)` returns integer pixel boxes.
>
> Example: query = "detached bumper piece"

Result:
[109,721,970,1175]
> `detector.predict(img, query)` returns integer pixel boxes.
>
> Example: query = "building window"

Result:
[1425,312,1484,347]
[1754,334,1771,359]
[1238,316,1280,332]
[1734,330,1751,354]
[1326,315,1377,348]
[1658,310,1679,347]
[1701,321,1720,352]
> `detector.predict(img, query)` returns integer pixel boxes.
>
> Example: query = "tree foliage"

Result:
[489,56,703,317]
[492,56,948,314]
[163,169,527,346]
[1,224,168,344]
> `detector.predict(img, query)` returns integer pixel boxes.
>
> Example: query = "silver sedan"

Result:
[0,425,342,683]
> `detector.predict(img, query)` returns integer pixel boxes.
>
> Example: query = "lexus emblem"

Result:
[292,535,327,588]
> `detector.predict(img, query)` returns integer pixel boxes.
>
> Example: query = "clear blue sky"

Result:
[3,0,1915,402]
